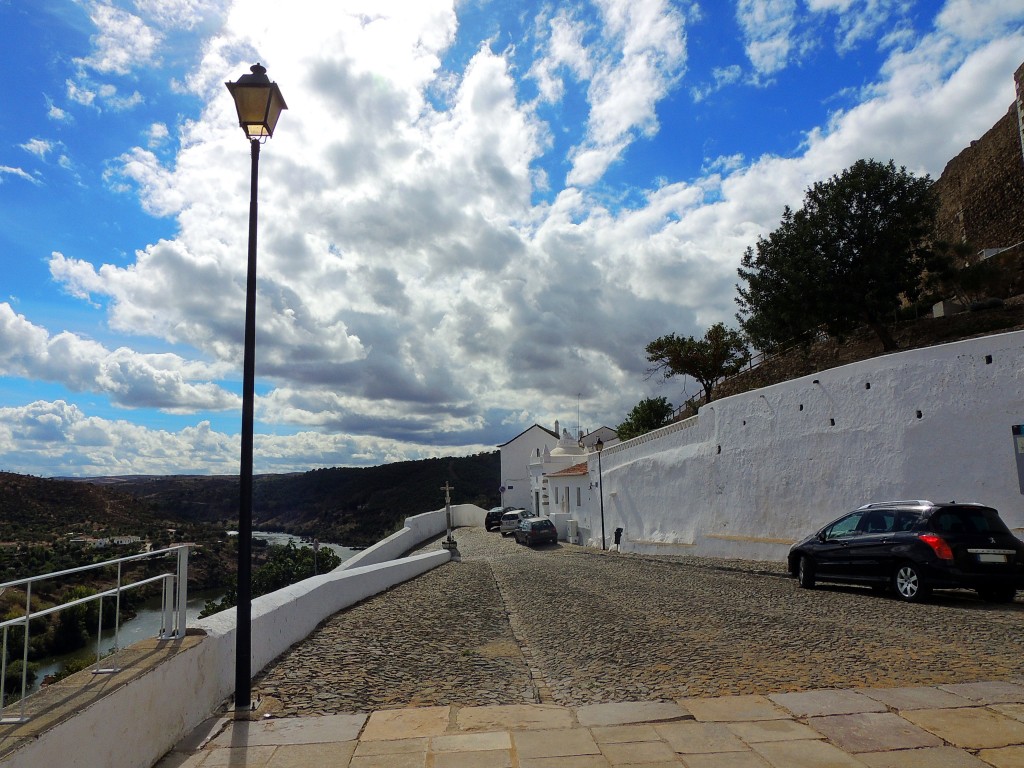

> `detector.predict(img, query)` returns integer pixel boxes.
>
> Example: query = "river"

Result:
[28,532,358,693]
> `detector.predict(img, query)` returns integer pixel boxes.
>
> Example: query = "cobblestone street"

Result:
[251,528,1022,716]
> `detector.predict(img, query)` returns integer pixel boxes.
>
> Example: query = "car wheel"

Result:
[893,563,929,602]
[797,556,816,589]
[977,587,1016,603]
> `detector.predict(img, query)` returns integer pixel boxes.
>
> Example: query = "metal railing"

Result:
[0,544,190,723]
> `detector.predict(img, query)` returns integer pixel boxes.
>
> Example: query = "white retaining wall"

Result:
[5,507,477,768]
[342,504,485,569]
[591,330,1024,560]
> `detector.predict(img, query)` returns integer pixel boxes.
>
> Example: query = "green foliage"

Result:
[49,585,99,655]
[2,660,37,701]
[616,397,675,441]
[736,159,937,351]
[199,542,343,618]
[645,323,748,404]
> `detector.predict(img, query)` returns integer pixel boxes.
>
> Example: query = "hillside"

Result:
[0,472,162,543]
[91,451,500,547]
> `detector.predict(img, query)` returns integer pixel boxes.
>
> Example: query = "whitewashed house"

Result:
[497,423,558,511]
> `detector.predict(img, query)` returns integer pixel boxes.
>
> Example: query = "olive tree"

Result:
[645,323,748,404]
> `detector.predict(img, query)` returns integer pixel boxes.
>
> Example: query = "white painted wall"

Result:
[588,330,1024,560]
[499,425,557,510]
[342,504,485,569]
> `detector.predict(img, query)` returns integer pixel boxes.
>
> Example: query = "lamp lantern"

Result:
[226,63,288,141]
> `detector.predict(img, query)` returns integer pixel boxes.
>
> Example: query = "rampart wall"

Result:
[590,330,1024,560]
[932,60,1024,255]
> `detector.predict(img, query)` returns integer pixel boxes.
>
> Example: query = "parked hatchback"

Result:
[515,518,558,547]
[485,506,515,532]
[499,509,534,536]
[788,500,1024,602]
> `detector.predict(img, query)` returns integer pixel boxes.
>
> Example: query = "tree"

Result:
[736,159,937,351]
[645,323,749,404]
[616,396,675,441]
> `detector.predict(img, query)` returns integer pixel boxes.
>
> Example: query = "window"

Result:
[576,487,581,507]
[824,512,865,540]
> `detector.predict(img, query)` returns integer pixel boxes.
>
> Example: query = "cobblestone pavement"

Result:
[251,528,1022,716]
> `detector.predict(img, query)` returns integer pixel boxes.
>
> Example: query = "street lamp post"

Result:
[225,63,287,713]
[595,437,606,550]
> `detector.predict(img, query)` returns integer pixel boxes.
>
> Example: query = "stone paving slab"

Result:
[654,722,748,754]
[361,707,450,741]
[576,701,691,727]
[683,695,788,723]
[513,728,602,759]
[901,706,1024,749]
[805,712,942,753]
[977,745,1024,768]
[724,719,822,744]
[749,738,868,768]
[857,746,990,768]
[677,753,771,768]
[591,724,663,743]
[937,680,1024,704]
[457,704,575,732]
[768,689,887,717]
[857,685,971,711]
[995,703,1024,723]
[209,713,366,747]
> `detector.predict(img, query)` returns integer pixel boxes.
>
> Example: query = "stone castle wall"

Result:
[932,63,1024,251]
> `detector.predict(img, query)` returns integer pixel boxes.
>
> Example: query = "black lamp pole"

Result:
[225,63,287,712]
[596,437,606,550]
[235,136,259,711]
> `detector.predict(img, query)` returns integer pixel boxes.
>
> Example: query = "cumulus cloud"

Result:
[0,166,40,185]
[77,2,163,76]
[0,302,236,412]
[20,139,54,159]
[736,0,799,76]
[530,0,690,186]
[3,0,1023,475]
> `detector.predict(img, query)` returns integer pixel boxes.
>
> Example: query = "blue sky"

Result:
[0,0,1022,476]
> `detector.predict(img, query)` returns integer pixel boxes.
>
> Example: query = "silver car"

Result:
[499,509,534,536]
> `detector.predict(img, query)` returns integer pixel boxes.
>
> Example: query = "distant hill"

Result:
[0,472,162,542]
[85,451,500,547]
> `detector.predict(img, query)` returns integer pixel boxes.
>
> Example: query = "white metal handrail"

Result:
[0,544,189,723]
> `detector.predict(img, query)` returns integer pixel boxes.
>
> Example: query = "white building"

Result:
[529,427,588,516]
[497,423,558,510]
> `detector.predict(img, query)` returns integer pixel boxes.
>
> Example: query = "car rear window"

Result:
[928,506,1010,536]
[534,520,554,529]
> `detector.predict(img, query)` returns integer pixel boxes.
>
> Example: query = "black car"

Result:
[514,518,558,546]
[788,500,1024,602]
[485,506,515,532]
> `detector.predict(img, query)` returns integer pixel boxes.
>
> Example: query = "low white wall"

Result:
[6,550,450,768]
[592,330,1024,560]
[342,504,485,569]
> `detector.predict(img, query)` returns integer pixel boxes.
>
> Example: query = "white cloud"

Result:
[0,302,235,412]
[736,0,798,76]
[78,2,163,76]
[20,139,54,158]
[0,166,40,185]
[538,0,691,186]
[147,122,170,148]
[936,0,1024,41]
[134,0,228,30]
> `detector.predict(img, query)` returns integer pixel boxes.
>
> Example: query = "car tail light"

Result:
[918,533,953,560]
